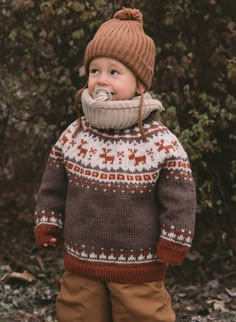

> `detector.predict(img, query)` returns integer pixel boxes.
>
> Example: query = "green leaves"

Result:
[227,58,236,85]
[0,0,235,232]
[71,29,85,40]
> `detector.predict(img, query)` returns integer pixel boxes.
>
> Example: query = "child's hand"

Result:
[43,237,57,247]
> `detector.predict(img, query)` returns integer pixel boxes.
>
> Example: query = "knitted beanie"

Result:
[84,8,156,90]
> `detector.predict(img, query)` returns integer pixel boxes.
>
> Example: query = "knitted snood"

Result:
[81,89,163,130]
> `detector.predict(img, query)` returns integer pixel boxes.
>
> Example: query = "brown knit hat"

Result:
[84,8,156,90]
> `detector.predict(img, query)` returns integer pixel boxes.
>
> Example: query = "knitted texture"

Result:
[84,8,156,90]
[81,89,163,129]
[34,117,196,283]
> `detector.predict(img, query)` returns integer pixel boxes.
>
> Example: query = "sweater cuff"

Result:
[157,238,190,265]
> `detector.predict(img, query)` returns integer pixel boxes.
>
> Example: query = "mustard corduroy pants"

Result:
[56,271,176,322]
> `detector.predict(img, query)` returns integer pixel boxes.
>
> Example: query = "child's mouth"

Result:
[93,87,113,101]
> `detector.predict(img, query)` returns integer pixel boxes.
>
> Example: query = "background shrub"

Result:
[0,0,235,246]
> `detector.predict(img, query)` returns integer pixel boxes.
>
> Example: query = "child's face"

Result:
[88,57,137,101]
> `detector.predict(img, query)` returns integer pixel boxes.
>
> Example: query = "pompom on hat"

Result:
[84,7,156,90]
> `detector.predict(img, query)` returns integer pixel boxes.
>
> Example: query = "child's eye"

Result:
[110,70,120,75]
[90,68,99,74]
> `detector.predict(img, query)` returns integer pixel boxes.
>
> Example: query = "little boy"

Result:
[35,8,196,322]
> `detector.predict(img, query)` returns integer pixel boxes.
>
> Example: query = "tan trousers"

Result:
[56,271,176,322]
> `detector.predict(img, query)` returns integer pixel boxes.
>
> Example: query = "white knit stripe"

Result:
[55,119,189,174]
[160,225,193,247]
[65,242,158,265]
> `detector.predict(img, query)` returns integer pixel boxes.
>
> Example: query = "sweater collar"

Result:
[81,88,163,130]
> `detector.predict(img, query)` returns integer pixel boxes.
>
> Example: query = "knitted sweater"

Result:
[34,116,196,283]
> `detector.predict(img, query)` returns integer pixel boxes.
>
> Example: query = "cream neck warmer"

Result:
[81,88,164,130]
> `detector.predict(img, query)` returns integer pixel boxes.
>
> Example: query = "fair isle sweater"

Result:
[34,116,196,283]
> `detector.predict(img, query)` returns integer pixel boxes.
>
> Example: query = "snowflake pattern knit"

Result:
[34,117,196,282]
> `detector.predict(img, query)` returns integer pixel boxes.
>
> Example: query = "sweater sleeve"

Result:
[156,134,196,265]
[34,134,68,246]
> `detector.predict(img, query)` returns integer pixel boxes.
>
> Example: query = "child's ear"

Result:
[136,80,146,94]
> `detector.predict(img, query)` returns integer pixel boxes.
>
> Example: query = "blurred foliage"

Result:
[0,0,235,242]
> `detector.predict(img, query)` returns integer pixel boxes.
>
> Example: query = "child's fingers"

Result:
[49,237,57,246]
[42,238,57,247]
[50,237,57,243]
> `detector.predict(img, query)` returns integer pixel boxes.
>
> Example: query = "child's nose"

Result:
[97,72,109,86]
